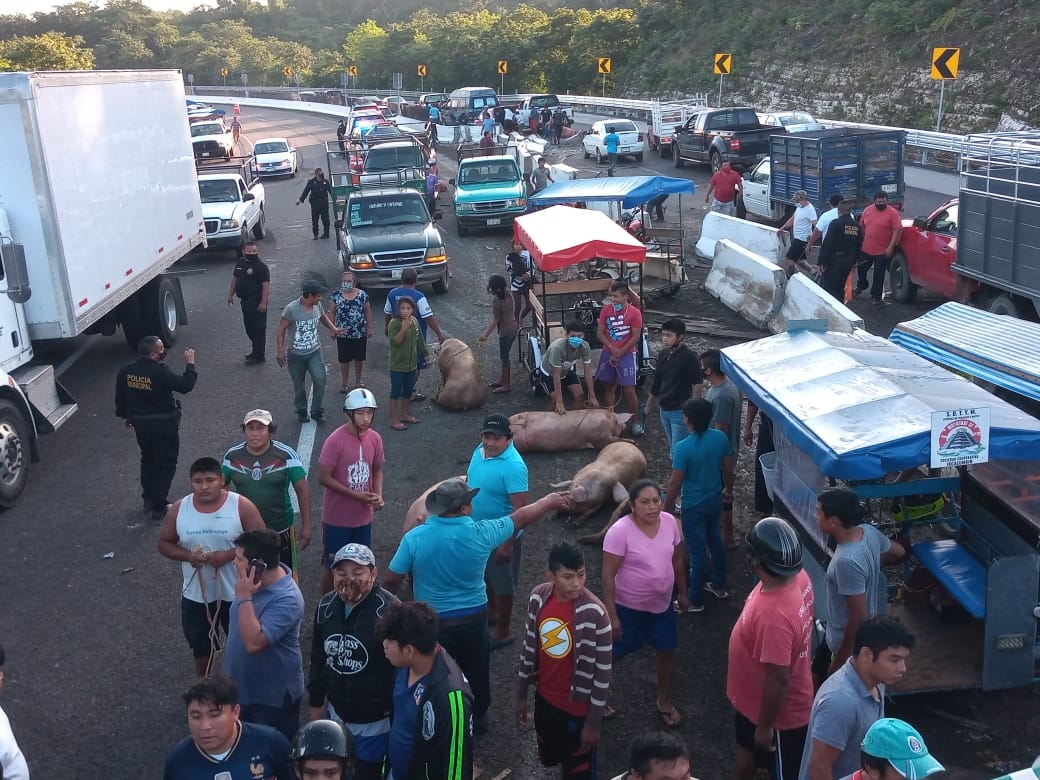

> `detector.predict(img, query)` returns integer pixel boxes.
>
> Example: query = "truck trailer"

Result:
[0,69,205,507]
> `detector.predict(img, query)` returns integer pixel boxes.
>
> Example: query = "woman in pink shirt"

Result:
[602,479,688,728]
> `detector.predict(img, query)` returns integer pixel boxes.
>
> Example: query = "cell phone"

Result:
[248,558,267,585]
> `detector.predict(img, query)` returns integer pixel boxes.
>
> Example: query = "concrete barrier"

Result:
[768,273,864,334]
[695,211,788,262]
[703,239,787,330]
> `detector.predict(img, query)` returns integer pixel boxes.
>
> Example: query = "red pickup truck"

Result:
[889,198,968,303]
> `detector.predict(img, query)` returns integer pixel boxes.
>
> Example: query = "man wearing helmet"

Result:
[727,517,814,780]
[318,388,385,595]
[292,719,356,779]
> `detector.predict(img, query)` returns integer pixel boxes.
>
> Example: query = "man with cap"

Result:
[308,543,398,780]
[852,718,944,780]
[727,517,815,780]
[277,280,342,424]
[292,719,356,780]
[297,167,333,239]
[383,478,570,733]
[777,190,818,276]
[467,413,529,649]
[223,409,313,573]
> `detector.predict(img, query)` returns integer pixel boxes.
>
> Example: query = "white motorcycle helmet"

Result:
[343,387,378,411]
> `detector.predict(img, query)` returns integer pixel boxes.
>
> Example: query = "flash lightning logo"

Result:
[539,617,572,658]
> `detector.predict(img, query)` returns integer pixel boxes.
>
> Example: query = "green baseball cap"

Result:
[861,718,944,779]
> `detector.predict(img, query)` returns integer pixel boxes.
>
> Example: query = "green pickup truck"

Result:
[449,148,527,236]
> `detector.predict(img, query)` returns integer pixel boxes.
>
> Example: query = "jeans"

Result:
[659,408,688,460]
[607,151,618,174]
[131,412,180,512]
[681,495,726,606]
[286,350,326,418]
[438,610,490,719]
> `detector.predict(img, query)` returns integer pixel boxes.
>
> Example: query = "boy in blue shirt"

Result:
[604,127,620,176]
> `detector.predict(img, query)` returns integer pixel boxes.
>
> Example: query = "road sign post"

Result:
[241,72,248,98]
[597,57,611,97]
[931,47,960,133]
[418,64,427,92]
[713,53,731,106]
[348,65,358,89]
[498,60,507,96]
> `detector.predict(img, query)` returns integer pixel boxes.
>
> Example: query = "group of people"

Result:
[523,105,569,145]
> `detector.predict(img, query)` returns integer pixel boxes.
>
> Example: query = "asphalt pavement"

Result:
[0,106,968,778]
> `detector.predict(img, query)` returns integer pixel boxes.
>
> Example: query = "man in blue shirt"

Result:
[383,478,568,732]
[467,413,529,649]
[224,529,305,741]
[604,126,620,176]
[164,675,292,780]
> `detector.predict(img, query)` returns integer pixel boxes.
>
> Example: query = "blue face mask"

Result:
[568,336,583,348]
[341,282,354,291]
[612,302,624,312]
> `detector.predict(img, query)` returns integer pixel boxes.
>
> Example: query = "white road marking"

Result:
[291,384,317,514]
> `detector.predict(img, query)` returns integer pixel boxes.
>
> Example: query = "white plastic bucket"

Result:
[759,452,778,500]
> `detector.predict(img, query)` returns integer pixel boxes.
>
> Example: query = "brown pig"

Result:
[401,475,464,535]
[509,409,633,453]
[433,338,485,411]
[551,441,646,527]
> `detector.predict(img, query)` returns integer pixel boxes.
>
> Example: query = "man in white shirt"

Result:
[777,190,818,276]
[806,193,845,254]
[0,645,29,780]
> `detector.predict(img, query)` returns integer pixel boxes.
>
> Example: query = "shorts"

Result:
[612,602,677,657]
[181,597,230,658]
[534,693,596,779]
[594,350,637,387]
[276,526,298,573]
[786,238,809,262]
[733,710,808,780]
[711,198,736,216]
[389,369,418,400]
[323,523,373,569]
[537,367,581,395]
[336,336,368,363]
[498,333,517,366]
[484,534,523,596]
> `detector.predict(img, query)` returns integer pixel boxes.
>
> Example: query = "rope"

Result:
[183,548,226,677]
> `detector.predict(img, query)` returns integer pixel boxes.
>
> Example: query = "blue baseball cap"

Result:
[861,718,944,779]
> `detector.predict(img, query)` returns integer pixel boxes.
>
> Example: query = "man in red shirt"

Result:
[516,542,612,780]
[705,160,743,216]
[857,191,903,307]
[596,281,643,416]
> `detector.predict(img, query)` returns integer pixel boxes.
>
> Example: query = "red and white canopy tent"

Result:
[513,205,646,271]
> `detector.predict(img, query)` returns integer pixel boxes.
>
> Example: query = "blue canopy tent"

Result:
[529,175,695,208]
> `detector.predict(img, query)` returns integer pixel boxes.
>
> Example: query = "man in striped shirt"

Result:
[517,542,613,780]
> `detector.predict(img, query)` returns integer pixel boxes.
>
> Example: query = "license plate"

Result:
[882,183,898,193]
[487,218,501,226]
[391,269,403,279]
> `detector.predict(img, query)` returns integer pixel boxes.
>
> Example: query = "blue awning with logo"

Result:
[529,175,695,209]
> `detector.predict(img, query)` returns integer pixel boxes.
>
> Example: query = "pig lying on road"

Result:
[550,441,647,527]
[509,409,632,453]
[434,338,485,411]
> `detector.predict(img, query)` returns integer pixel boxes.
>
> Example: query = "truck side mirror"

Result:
[912,216,927,229]
[448,178,456,186]
[0,243,32,303]
[674,125,683,133]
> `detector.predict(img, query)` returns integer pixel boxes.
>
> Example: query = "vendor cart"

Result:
[721,324,1040,694]
[529,175,695,297]
[512,205,654,396]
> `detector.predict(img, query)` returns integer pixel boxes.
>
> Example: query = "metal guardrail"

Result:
[192,86,971,162]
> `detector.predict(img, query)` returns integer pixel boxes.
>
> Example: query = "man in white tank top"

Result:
[158,456,265,677]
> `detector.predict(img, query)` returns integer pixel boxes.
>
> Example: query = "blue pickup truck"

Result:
[449,147,527,236]
[741,128,906,222]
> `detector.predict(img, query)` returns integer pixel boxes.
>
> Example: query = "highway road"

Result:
[0,105,991,778]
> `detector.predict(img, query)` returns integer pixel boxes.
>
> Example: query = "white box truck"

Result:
[0,69,205,507]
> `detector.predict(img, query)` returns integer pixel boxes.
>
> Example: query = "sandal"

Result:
[391,423,407,431]
[488,381,502,388]
[657,704,683,728]
[339,387,349,394]
[402,417,420,424]
[602,705,618,720]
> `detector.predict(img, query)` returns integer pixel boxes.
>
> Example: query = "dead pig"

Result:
[509,409,633,453]
[433,338,484,411]
[551,441,647,526]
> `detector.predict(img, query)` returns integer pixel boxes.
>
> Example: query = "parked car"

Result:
[582,119,645,164]
[757,110,825,133]
[384,96,409,113]
[190,118,234,161]
[252,137,298,178]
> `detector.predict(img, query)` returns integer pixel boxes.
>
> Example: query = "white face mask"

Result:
[341,282,354,291]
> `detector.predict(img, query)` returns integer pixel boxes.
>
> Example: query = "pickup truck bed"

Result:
[672,106,777,172]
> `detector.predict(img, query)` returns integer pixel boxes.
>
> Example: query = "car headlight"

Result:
[350,253,374,269]
[456,203,475,213]
[220,219,240,229]
[425,247,447,263]
[505,198,527,209]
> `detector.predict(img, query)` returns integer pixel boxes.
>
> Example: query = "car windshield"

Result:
[461,164,518,184]
[199,180,239,203]
[365,147,422,171]
[424,94,447,104]
[349,196,429,228]
[191,123,223,137]
[529,96,558,108]
[254,141,288,154]
[780,113,815,126]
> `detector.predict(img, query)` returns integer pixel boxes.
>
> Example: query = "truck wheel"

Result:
[0,399,30,509]
[456,219,468,237]
[595,148,604,165]
[673,144,685,169]
[118,295,146,350]
[142,277,181,346]
[235,228,249,257]
[986,293,1030,319]
[710,151,723,173]
[583,146,590,160]
[635,152,644,162]
[659,143,669,159]
[252,208,266,239]
[888,252,918,303]
[432,268,450,294]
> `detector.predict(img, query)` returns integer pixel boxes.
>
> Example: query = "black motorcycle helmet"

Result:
[744,516,802,577]
[291,719,355,769]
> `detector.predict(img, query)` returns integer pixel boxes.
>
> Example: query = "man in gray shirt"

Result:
[799,616,915,780]
[276,280,341,424]
[702,348,742,547]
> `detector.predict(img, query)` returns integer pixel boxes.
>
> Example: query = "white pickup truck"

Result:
[190,117,234,161]
[196,158,266,255]
[516,94,574,126]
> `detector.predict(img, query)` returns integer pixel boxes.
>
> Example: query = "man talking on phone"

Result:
[225,529,306,741]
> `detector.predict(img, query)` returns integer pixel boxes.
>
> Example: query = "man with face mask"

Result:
[228,241,271,364]
[298,167,333,239]
[307,543,399,780]
[857,191,903,307]
[115,336,198,522]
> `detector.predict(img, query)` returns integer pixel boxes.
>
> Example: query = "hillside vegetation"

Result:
[1,0,1037,129]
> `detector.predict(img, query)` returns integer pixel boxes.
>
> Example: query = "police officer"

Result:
[817,199,864,302]
[115,336,197,521]
[298,167,333,240]
[227,241,271,364]
[291,719,356,780]
[336,118,348,155]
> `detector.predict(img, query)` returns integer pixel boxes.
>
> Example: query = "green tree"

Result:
[0,31,94,70]
[93,30,153,68]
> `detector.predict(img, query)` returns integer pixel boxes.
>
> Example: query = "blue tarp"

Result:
[890,302,1040,404]
[720,329,1040,480]
[529,175,695,209]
